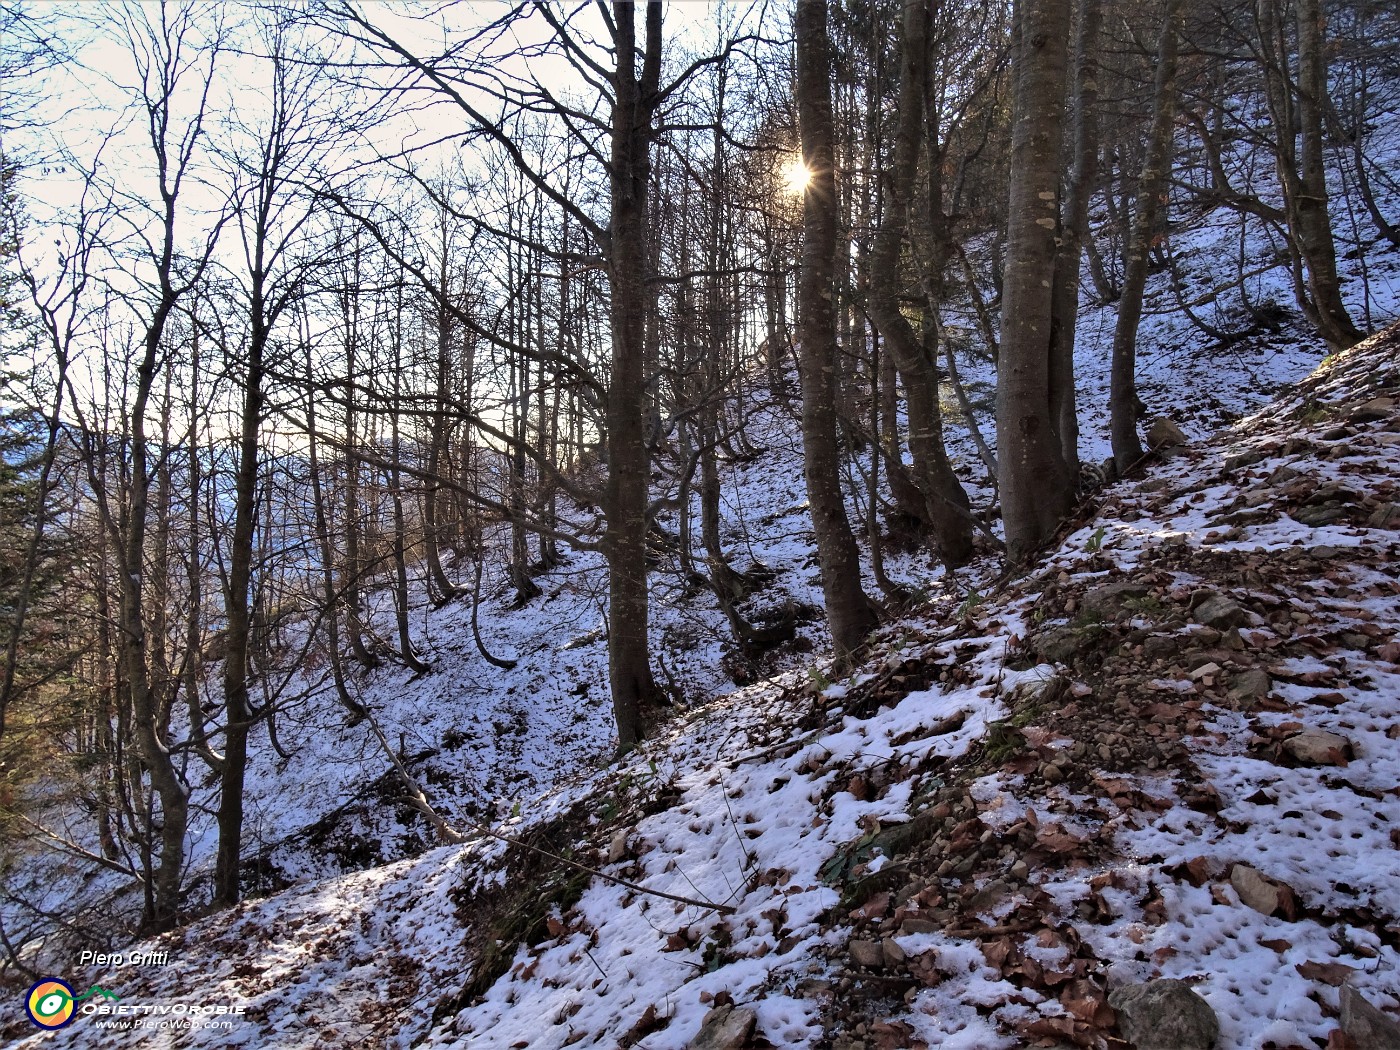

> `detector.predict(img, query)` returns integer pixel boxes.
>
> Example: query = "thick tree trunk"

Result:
[796,0,878,657]
[996,0,1077,565]
[1110,0,1181,473]
[605,0,663,750]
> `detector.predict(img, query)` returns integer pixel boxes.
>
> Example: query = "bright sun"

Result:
[783,157,812,194]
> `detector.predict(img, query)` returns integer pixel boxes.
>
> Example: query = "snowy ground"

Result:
[7,318,1399,1048]
[4,117,1400,1045]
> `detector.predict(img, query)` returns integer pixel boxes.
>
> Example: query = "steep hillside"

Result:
[10,324,1398,1049]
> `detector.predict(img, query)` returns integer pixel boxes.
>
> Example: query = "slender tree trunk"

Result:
[214,297,263,907]
[1110,0,1181,472]
[1292,0,1362,349]
[796,0,878,657]
[424,222,462,602]
[867,0,973,569]
[1049,0,1101,473]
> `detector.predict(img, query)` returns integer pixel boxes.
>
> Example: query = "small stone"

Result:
[1010,859,1030,880]
[1109,979,1220,1050]
[1147,417,1188,450]
[1193,592,1249,630]
[1042,762,1065,784]
[1189,662,1222,682]
[881,936,906,967]
[609,830,629,864]
[849,939,884,969]
[1267,464,1303,485]
[1229,668,1272,704]
[690,1004,759,1050]
[1340,985,1400,1050]
[1283,728,1352,766]
[900,917,940,936]
[1231,863,1281,916]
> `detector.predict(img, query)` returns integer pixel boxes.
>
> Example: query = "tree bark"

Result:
[796,0,878,657]
[1048,0,1101,473]
[1292,0,1362,350]
[867,0,973,569]
[604,0,664,749]
[996,0,1077,566]
[1110,0,1182,472]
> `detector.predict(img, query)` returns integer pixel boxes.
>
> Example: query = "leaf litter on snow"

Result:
[14,343,1400,1046]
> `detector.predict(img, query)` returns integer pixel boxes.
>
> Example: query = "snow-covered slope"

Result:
[10,321,1400,1049]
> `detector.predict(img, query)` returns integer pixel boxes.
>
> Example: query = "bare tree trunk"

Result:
[1292,0,1362,349]
[1049,0,1101,472]
[1110,0,1181,473]
[796,0,878,657]
[604,0,664,749]
[424,216,463,603]
[867,0,973,569]
[996,0,1076,565]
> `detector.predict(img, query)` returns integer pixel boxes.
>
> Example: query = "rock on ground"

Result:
[1108,979,1220,1050]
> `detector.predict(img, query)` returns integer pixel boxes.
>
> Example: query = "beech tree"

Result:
[996,0,1077,565]
[795,0,878,656]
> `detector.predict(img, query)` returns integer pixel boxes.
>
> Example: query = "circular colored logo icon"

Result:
[26,978,77,1029]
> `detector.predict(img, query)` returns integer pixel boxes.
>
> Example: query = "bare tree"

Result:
[795,0,878,657]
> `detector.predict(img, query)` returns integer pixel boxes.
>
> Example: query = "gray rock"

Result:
[1082,581,1153,622]
[1351,397,1396,423]
[849,939,884,969]
[1341,985,1400,1050]
[1147,417,1188,450]
[1283,728,1352,766]
[1193,592,1249,630]
[1035,626,1086,664]
[690,1004,758,1050]
[1109,979,1219,1050]
[1293,502,1348,526]
[1230,864,1280,915]
[1369,502,1400,530]
[1228,668,1272,704]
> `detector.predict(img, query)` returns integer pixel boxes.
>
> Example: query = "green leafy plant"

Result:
[984,720,1025,763]
[957,589,985,621]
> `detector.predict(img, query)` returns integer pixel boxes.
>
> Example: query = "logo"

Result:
[24,979,120,1029]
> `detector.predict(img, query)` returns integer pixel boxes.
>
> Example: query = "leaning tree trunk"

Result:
[996,0,1077,565]
[1110,0,1181,473]
[1049,0,1102,473]
[604,0,664,750]
[1292,0,1362,350]
[867,0,973,569]
[795,0,878,657]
